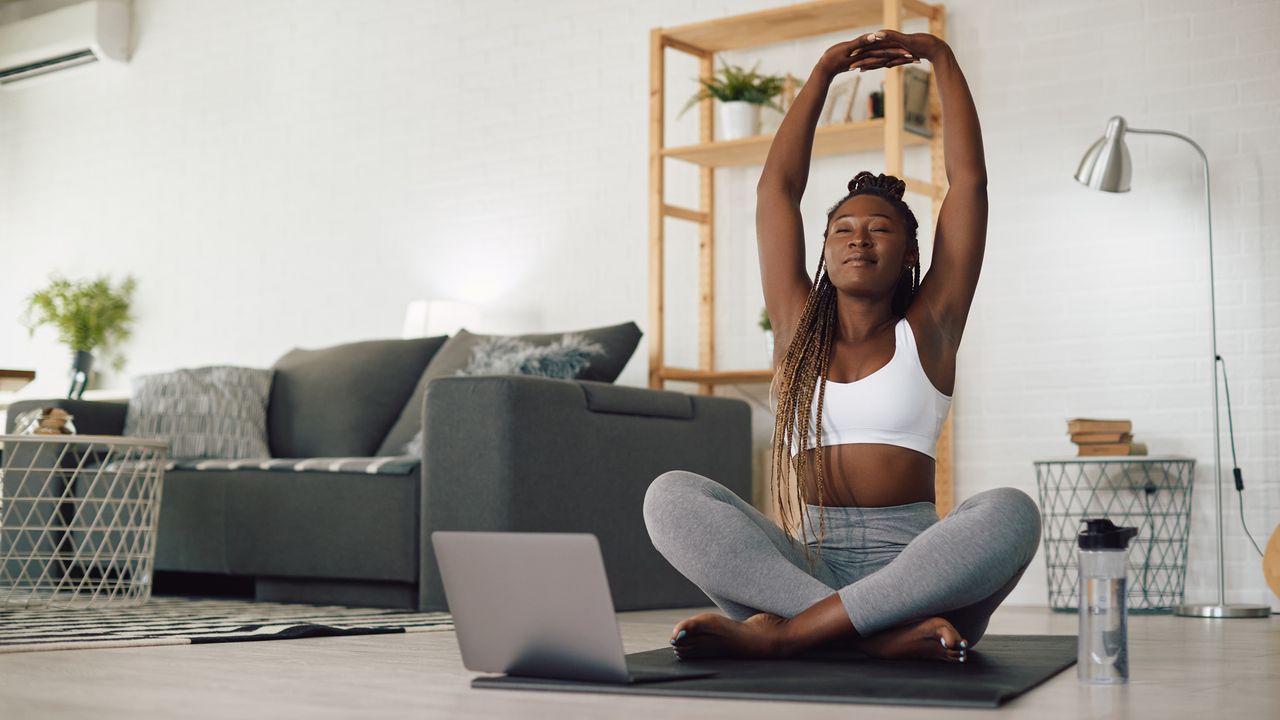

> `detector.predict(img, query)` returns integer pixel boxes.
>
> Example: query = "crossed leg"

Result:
[837,485,1043,644]
[642,470,1042,659]
[642,469,841,620]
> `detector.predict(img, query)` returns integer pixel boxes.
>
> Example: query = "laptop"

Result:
[432,531,717,685]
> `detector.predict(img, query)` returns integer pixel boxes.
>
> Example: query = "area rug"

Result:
[0,595,453,653]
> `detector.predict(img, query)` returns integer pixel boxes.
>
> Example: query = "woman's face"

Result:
[822,194,915,297]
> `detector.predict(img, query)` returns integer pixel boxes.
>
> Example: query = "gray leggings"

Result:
[642,470,1042,644]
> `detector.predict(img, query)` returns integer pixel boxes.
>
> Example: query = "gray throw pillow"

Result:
[267,335,447,458]
[123,366,274,459]
[375,321,643,457]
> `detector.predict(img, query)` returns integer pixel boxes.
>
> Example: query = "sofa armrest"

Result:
[4,399,128,436]
[418,375,752,612]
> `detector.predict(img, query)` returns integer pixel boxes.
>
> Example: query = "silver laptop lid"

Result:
[431,531,629,683]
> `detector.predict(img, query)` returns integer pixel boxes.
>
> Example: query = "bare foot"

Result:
[669,612,787,659]
[855,616,969,663]
[669,612,969,664]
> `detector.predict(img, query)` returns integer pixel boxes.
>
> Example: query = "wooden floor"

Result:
[1,603,1276,719]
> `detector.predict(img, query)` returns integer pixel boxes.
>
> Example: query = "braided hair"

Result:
[768,171,922,568]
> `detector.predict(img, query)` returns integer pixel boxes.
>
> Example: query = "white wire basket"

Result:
[0,434,168,609]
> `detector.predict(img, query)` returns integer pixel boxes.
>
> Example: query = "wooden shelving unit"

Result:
[649,0,955,515]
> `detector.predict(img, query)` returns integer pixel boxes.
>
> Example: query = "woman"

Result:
[643,29,1041,664]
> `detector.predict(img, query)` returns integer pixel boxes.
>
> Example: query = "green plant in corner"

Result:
[677,58,788,119]
[21,273,137,372]
[758,306,772,332]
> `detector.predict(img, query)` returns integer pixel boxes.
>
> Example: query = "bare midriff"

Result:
[795,442,936,508]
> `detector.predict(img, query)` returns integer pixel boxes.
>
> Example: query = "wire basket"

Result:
[0,434,168,609]
[1034,456,1195,614]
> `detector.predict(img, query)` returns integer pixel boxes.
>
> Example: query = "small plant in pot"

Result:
[21,273,137,399]
[678,59,787,141]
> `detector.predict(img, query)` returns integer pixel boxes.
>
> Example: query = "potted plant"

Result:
[759,306,774,366]
[678,59,787,141]
[21,273,137,399]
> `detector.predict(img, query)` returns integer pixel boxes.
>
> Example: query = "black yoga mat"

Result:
[472,634,1077,708]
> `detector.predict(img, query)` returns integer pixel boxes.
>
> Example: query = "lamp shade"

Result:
[1075,115,1132,192]
[401,300,484,338]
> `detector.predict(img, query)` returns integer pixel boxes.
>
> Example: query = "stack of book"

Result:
[1067,418,1148,457]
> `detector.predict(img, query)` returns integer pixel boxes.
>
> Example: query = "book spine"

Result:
[1068,421,1133,434]
[1071,432,1133,444]
[1078,442,1133,456]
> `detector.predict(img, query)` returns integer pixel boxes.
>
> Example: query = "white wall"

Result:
[1,0,1277,608]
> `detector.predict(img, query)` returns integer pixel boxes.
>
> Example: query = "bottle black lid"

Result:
[1077,518,1139,550]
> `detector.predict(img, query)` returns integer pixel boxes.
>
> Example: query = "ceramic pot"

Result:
[719,101,760,140]
[68,350,93,399]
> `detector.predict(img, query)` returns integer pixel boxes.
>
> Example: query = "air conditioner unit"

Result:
[0,0,132,85]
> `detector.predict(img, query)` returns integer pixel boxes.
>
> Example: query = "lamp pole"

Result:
[1133,128,1227,615]
[1075,117,1269,618]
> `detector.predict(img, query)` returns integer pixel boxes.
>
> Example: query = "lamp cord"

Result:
[1217,354,1265,558]
[1141,482,1154,607]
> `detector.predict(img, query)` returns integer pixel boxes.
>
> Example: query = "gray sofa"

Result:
[5,338,752,612]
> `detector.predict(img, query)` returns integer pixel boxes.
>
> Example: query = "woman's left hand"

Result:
[847,29,947,72]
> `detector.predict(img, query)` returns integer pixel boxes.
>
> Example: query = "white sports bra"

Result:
[790,316,953,460]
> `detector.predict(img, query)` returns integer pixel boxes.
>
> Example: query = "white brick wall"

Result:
[1,0,1276,609]
[954,0,1279,609]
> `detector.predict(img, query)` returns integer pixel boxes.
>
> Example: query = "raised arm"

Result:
[756,32,895,341]
[921,41,988,349]
[867,30,989,349]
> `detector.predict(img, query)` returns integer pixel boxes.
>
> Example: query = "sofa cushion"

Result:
[123,366,274,459]
[267,336,447,458]
[375,321,643,456]
[224,469,419,582]
[154,467,419,583]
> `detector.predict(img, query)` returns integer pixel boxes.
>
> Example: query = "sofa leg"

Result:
[254,577,417,609]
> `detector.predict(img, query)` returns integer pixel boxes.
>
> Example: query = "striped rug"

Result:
[0,596,453,653]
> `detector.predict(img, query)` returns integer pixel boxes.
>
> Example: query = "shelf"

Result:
[662,0,937,53]
[660,368,774,385]
[662,119,933,168]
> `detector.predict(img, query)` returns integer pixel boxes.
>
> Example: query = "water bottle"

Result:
[1077,518,1139,684]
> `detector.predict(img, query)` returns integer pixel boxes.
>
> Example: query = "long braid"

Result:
[768,171,921,569]
[770,255,838,568]
[769,258,832,562]
[809,278,837,553]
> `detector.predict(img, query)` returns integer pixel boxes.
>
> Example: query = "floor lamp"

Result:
[1074,115,1270,619]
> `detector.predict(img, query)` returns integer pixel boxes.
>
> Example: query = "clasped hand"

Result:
[820,29,945,78]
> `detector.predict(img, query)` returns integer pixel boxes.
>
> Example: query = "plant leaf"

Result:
[20,273,136,370]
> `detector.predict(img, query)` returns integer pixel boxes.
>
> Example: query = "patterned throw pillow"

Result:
[402,333,604,456]
[123,366,274,459]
